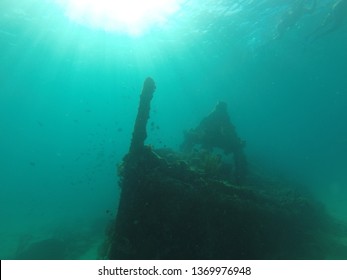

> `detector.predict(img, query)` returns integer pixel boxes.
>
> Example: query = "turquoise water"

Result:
[1,0,347,259]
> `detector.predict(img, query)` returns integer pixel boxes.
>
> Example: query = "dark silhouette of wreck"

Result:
[104,78,347,260]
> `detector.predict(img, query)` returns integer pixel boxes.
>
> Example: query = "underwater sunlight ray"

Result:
[55,0,184,36]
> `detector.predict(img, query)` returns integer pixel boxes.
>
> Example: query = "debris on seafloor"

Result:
[103,77,347,260]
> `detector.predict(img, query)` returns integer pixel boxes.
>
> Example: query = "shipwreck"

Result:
[103,77,347,260]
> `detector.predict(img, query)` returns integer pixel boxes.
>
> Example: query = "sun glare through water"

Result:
[56,0,184,36]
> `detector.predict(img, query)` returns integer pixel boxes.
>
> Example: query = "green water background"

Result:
[1,0,347,259]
